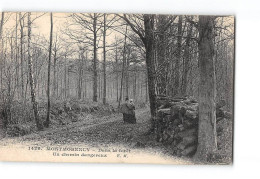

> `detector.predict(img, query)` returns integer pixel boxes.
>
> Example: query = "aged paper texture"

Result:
[0,12,234,164]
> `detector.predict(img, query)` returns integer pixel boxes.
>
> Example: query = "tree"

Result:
[102,14,117,104]
[118,25,128,108]
[51,35,63,98]
[27,12,43,130]
[120,14,157,129]
[195,16,217,160]
[174,15,182,96]
[45,12,53,128]
[67,13,103,102]
[77,46,85,100]
[0,12,6,139]
[125,45,130,99]
[15,13,19,99]
[52,35,58,98]
[19,13,25,101]
[156,15,168,95]
[143,14,157,128]
[102,14,107,104]
[115,41,119,102]
[181,20,193,96]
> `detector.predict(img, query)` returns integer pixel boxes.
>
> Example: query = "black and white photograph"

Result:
[2,0,260,178]
[0,12,234,165]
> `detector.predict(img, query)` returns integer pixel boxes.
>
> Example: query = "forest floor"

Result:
[0,106,194,164]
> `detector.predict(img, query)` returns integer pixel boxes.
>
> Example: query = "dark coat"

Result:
[128,103,135,115]
[121,103,135,114]
[121,102,136,124]
[120,102,132,114]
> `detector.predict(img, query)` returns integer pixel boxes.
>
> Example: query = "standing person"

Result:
[120,97,130,123]
[129,99,136,123]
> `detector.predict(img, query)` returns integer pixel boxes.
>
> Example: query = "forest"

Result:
[0,12,234,163]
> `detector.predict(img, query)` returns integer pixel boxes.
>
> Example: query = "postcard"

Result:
[0,12,234,164]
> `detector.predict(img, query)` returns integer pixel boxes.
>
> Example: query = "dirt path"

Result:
[2,108,149,143]
[0,107,193,164]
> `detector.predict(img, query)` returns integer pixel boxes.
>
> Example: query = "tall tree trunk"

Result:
[181,22,193,96]
[157,15,167,95]
[0,12,6,139]
[78,54,83,100]
[115,45,119,102]
[53,43,57,98]
[19,13,24,101]
[118,25,127,108]
[15,13,19,99]
[144,14,157,129]
[174,15,182,96]
[93,13,98,102]
[98,72,101,99]
[145,74,148,103]
[195,16,217,160]
[64,54,67,98]
[84,51,88,99]
[57,62,60,98]
[125,47,130,99]
[46,12,53,128]
[133,68,137,100]
[103,14,107,104]
[27,12,43,130]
